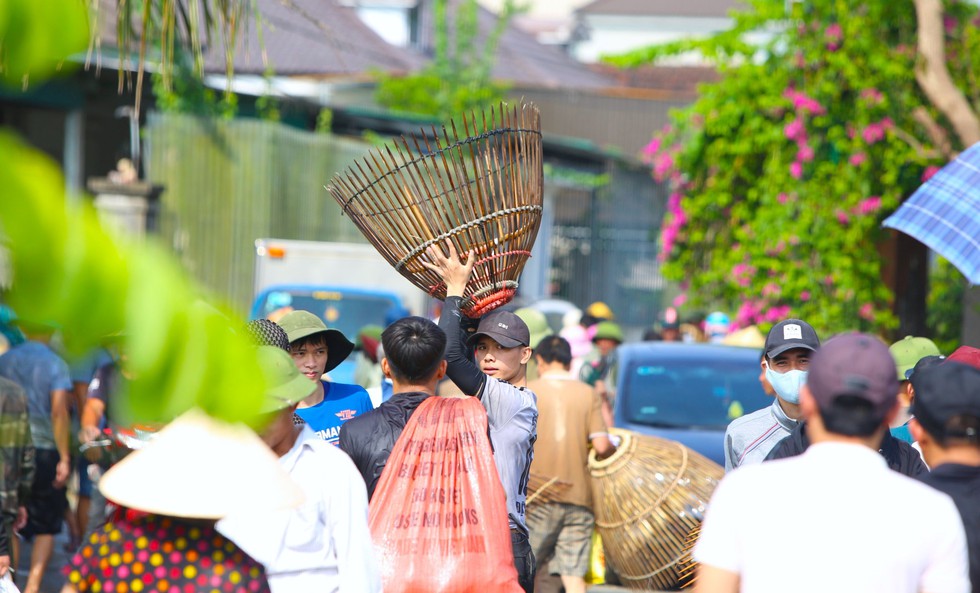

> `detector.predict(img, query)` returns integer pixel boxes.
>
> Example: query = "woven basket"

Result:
[588,429,722,591]
[328,102,543,318]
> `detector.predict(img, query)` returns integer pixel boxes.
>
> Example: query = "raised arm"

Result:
[422,242,485,397]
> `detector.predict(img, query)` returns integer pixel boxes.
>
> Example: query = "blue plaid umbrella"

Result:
[883,143,980,284]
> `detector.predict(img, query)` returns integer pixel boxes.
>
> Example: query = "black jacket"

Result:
[917,463,980,592]
[338,391,431,500]
[765,421,928,477]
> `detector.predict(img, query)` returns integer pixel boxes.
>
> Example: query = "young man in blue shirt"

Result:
[277,311,373,445]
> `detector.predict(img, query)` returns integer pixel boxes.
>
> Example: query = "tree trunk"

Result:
[913,0,980,346]
[913,0,980,147]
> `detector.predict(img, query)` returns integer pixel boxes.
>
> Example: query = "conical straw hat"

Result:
[588,428,722,590]
[99,408,304,519]
[329,102,543,318]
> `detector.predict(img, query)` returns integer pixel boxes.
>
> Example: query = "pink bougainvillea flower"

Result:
[784,118,805,141]
[922,165,941,181]
[777,193,791,204]
[824,275,834,285]
[800,290,811,301]
[790,161,803,179]
[762,282,780,297]
[859,303,874,320]
[862,123,885,144]
[796,145,815,162]
[653,152,675,182]
[835,209,850,224]
[785,90,826,115]
[859,88,883,104]
[825,23,842,40]
[667,192,683,213]
[642,137,661,158]
[673,293,688,307]
[732,263,748,276]
[944,15,958,33]
[857,196,882,215]
[849,152,867,166]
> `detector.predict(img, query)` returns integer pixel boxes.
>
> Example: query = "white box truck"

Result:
[250,238,432,383]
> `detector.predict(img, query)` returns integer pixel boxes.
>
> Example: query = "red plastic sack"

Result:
[369,396,522,593]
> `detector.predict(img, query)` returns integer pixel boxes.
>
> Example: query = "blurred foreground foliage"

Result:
[0,0,268,426]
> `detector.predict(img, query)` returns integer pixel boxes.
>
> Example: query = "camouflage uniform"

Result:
[0,375,34,557]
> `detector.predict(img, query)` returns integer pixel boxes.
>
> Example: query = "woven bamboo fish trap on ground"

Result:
[328,102,543,318]
[588,428,722,591]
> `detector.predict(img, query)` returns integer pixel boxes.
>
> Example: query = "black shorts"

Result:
[21,448,67,538]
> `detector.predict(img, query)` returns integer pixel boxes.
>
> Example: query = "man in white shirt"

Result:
[695,333,969,593]
[220,346,382,593]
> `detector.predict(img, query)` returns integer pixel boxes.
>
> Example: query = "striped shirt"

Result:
[724,399,798,472]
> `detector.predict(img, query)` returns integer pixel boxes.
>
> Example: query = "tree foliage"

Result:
[375,0,519,120]
[611,0,978,336]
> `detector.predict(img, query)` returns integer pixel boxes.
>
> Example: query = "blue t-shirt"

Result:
[295,380,373,445]
[0,341,73,449]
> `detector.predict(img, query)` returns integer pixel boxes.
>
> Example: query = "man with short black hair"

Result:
[910,359,980,592]
[338,316,447,499]
[724,319,818,471]
[695,333,969,593]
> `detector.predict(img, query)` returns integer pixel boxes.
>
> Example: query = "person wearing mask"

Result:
[888,336,942,443]
[723,319,819,471]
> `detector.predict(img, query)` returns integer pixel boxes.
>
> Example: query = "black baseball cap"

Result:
[468,310,531,348]
[910,361,980,443]
[764,319,820,358]
[807,333,899,419]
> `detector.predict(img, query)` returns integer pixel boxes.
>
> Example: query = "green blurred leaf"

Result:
[0,0,88,85]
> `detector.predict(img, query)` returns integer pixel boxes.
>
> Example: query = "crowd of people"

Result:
[0,264,977,593]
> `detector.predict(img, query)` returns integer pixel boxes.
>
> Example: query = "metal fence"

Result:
[144,113,376,311]
[144,113,669,326]
[548,162,669,333]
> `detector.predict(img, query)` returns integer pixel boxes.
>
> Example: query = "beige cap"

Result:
[99,408,304,519]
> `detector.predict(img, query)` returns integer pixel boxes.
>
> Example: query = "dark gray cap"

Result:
[468,310,530,348]
[765,319,820,358]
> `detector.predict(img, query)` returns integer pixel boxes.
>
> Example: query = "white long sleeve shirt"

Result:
[219,425,382,593]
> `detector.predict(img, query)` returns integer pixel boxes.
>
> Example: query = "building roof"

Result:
[95,0,613,88]
[589,64,718,95]
[577,0,737,18]
[415,0,615,89]
[203,0,426,76]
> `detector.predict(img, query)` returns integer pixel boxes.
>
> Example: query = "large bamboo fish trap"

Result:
[328,102,543,317]
[588,428,722,591]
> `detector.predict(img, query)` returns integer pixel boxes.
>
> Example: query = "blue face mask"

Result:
[765,363,807,405]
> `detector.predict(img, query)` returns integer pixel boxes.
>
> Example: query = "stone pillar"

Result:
[86,179,164,239]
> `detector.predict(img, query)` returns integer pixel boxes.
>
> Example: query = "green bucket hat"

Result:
[593,321,624,343]
[889,335,941,380]
[515,307,550,351]
[277,310,355,374]
[257,346,317,413]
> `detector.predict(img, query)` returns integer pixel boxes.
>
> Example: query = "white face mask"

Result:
[764,362,807,405]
